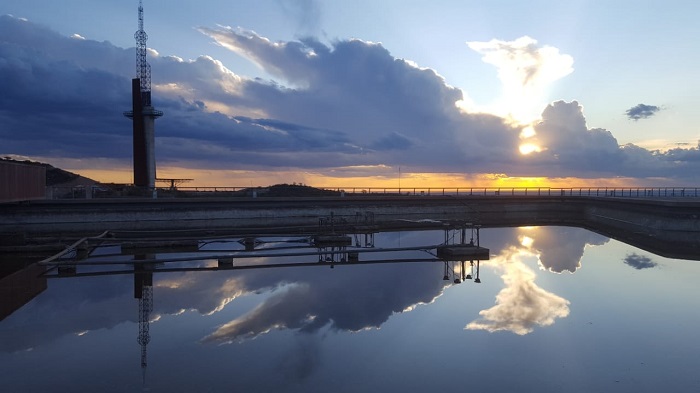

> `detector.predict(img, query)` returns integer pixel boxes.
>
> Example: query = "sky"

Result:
[1,0,699,187]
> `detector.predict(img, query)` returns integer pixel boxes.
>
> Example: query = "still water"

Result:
[1,226,699,392]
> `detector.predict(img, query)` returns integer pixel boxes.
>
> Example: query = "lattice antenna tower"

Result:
[134,0,152,106]
[137,284,152,383]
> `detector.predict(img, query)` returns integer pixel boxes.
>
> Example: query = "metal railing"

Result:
[44,186,700,200]
[319,187,700,198]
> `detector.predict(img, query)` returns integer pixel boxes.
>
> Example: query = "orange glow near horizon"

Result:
[66,165,651,190]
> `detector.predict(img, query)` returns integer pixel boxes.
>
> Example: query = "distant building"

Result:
[0,160,46,203]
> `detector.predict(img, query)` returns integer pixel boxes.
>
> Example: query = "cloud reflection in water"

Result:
[205,226,607,342]
[202,258,450,344]
[466,247,570,335]
[0,226,611,353]
[624,253,658,270]
[524,226,608,273]
[467,227,606,335]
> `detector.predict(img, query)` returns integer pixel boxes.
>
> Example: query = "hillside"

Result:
[1,157,98,187]
[253,183,341,197]
[1,158,343,197]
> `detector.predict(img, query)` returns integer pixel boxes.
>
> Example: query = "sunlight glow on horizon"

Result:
[67,164,653,189]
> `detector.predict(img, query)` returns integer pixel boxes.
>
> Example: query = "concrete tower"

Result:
[124,0,162,188]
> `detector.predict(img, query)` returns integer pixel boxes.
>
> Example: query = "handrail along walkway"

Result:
[46,186,700,199]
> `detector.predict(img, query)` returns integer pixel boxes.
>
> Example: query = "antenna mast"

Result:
[125,0,162,190]
[137,284,152,377]
[134,0,152,105]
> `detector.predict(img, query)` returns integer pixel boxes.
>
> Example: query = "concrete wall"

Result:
[0,196,584,236]
[582,198,700,258]
[0,196,698,258]
[0,161,46,203]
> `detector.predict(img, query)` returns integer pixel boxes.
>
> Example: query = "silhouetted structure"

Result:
[134,261,153,386]
[156,178,193,190]
[124,1,162,188]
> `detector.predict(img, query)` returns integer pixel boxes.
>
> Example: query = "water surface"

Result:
[1,226,699,392]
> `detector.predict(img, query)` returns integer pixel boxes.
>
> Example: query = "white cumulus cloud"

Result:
[467,36,574,124]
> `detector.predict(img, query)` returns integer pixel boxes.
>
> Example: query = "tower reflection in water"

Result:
[7,224,697,392]
[133,258,153,386]
[36,221,488,383]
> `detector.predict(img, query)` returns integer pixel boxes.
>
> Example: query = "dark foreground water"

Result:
[1,226,699,392]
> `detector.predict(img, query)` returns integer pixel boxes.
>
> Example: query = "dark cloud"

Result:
[661,142,700,162]
[528,101,622,172]
[624,253,658,270]
[201,260,450,344]
[2,15,700,181]
[371,131,414,150]
[521,101,694,179]
[528,227,608,273]
[626,104,661,121]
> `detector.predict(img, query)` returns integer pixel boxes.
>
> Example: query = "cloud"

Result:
[2,15,517,173]
[201,259,449,344]
[524,227,608,273]
[519,101,697,179]
[467,36,574,123]
[623,253,658,270]
[662,142,700,162]
[465,226,608,334]
[3,15,700,182]
[466,248,570,335]
[626,104,661,121]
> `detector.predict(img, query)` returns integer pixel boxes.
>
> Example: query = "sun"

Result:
[519,143,541,155]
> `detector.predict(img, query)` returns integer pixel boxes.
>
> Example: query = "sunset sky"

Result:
[1,0,699,187]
